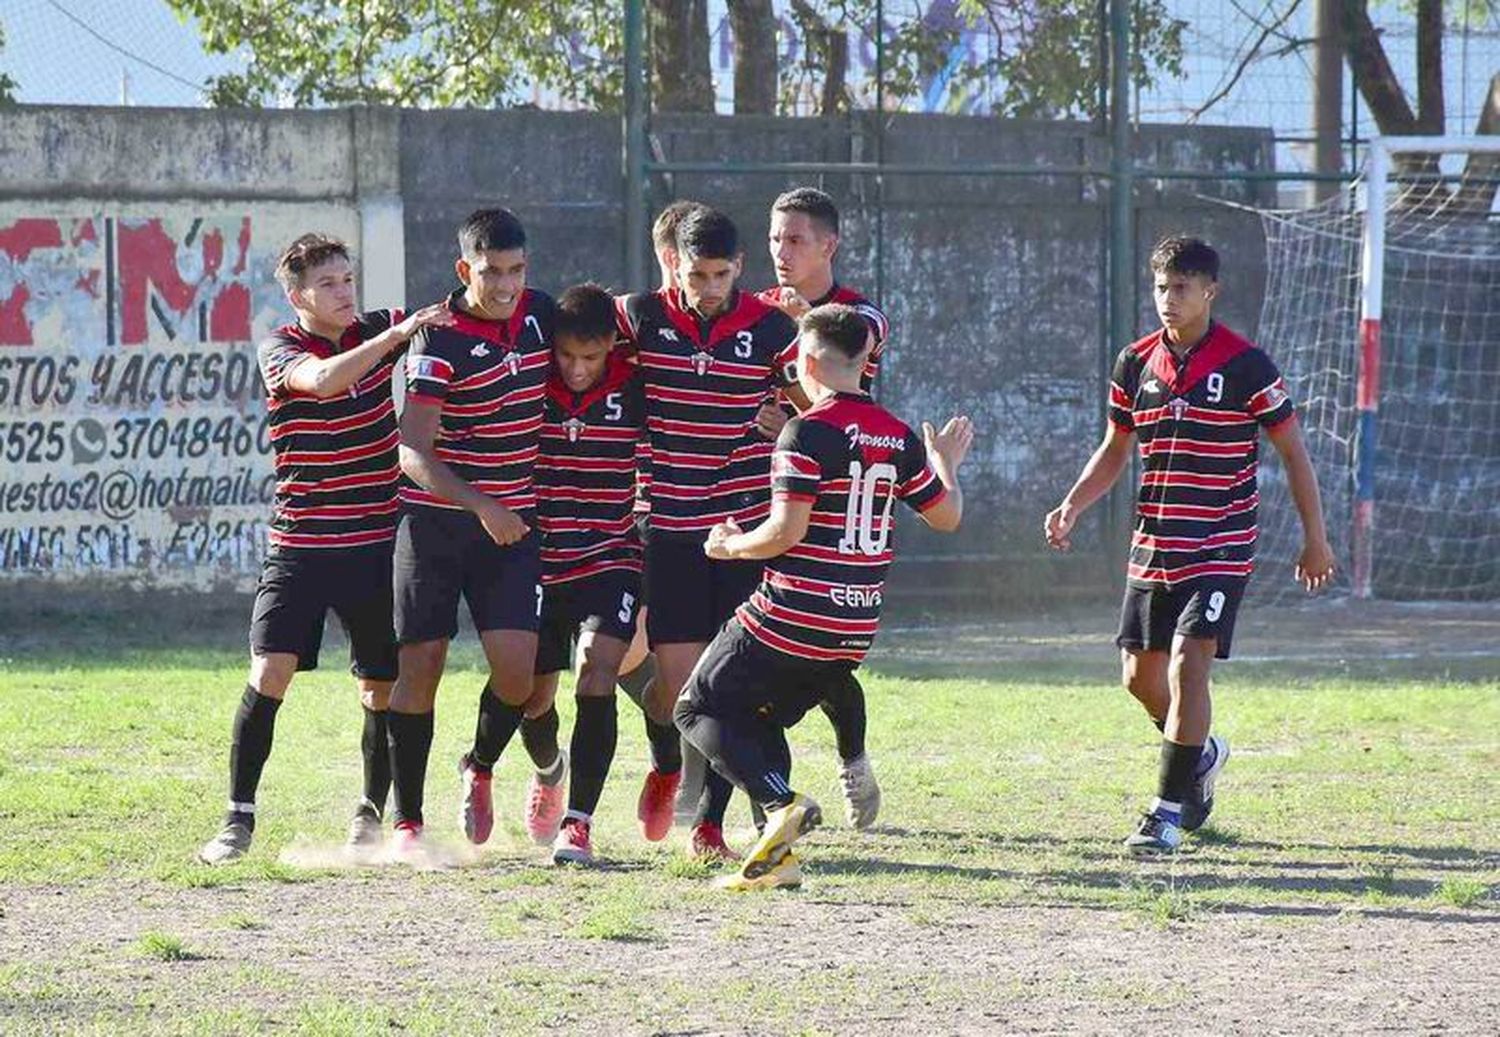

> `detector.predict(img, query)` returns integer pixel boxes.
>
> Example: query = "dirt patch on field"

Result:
[1,872,1495,1035]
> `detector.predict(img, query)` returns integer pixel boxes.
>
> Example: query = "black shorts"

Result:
[682,617,853,728]
[535,569,643,675]
[393,507,543,643]
[249,543,398,680]
[644,533,764,646]
[1116,577,1247,660]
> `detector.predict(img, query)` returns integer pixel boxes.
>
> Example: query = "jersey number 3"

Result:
[837,460,898,557]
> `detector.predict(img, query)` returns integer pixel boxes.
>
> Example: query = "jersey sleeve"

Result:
[614,294,643,357]
[896,427,947,514]
[765,310,800,390]
[403,328,455,405]
[853,300,889,389]
[770,417,825,503]
[257,333,315,399]
[1243,350,1296,428]
[1108,347,1139,432]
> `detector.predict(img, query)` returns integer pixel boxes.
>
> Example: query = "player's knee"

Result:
[359,681,393,712]
[249,654,297,698]
[575,659,620,698]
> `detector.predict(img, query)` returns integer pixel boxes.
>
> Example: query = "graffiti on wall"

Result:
[0,206,355,586]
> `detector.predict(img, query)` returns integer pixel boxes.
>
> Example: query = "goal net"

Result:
[1253,136,1500,602]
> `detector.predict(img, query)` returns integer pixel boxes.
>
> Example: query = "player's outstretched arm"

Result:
[704,499,814,561]
[917,415,974,533]
[1043,424,1134,551]
[284,302,453,399]
[398,400,529,546]
[1266,417,1335,591]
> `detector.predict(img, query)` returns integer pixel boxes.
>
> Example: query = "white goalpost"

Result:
[1255,135,1500,602]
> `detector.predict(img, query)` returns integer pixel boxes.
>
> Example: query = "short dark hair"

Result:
[772,187,840,236]
[459,208,527,258]
[799,303,869,364]
[675,207,740,262]
[274,233,351,291]
[652,200,706,251]
[554,283,618,343]
[1150,236,1219,281]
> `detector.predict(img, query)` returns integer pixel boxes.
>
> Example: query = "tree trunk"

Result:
[1415,0,1444,134]
[1453,73,1500,215]
[1340,0,1415,134]
[727,0,777,114]
[820,26,848,115]
[649,0,714,113]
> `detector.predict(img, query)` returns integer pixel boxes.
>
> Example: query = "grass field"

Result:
[0,602,1496,1035]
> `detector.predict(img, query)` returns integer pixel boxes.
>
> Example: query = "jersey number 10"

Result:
[837,460,898,557]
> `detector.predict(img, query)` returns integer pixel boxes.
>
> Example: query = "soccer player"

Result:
[616,206,800,859]
[197,233,451,865]
[510,284,648,865]
[675,303,973,891]
[758,186,892,828]
[1044,235,1335,855]
[386,208,556,857]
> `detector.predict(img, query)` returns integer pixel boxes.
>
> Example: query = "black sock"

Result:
[360,706,390,817]
[470,684,524,771]
[521,704,561,773]
[697,767,734,827]
[568,696,619,818]
[387,710,435,826]
[228,685,282,829]
[617,654,656,710]
[820,672,868,763]
[1155,739,1203,815]
[645,715,682,774]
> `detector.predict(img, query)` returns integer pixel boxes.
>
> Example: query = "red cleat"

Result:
[637,768,682,842]
[391,820,425,864]
[524,752,568,845]
[689,821,741,862]
[458,754,493,845]
[552,817,594,866]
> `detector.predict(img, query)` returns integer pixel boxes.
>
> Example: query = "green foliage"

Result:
[167,0,621,108]
[170,0,1182,116]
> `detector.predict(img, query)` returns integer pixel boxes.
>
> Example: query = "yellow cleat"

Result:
[740,793,823,876]
[715,851,802,891]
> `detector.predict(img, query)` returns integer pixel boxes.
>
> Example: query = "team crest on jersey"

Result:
[502,351,523,377]
[692,351,714,376]
[658,328,679,343]
[1167,396,1190,421]
[562,417,586,443]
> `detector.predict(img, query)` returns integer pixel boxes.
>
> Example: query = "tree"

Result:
[649,0,715,111]
[779,0,1186,119]
[168,0,621,108]
[1341,0,1499,208]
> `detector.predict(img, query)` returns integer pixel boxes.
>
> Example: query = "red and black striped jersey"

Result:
[756,283,889,391]
[737,392,946,665]
[615,288,797,538]
[257,309,405,551]
[1109,322,1295,588]
[536,354,647,585]
[402,288,554,515]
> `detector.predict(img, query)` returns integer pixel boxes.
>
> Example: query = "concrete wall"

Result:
[0,104,1275,603]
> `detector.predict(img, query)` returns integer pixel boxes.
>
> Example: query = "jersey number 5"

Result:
[837,460,898,557]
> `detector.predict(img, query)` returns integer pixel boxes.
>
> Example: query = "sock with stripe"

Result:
[227,684,281,830]
[1153,739,1203,825]
[567,696,618,817]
